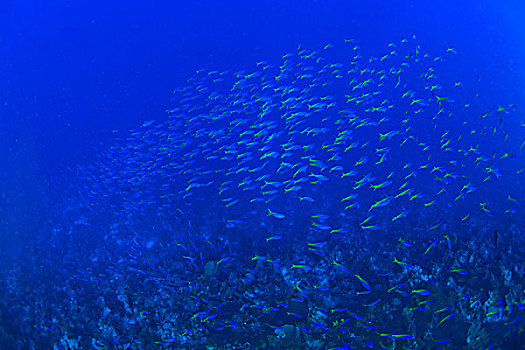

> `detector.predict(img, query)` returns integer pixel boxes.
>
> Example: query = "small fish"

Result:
[355,274,371,291]
[333,259,350,273]
[411,289,432,296]
[436,312,456,327]
[443,234,453,251]
[387,283,406,293]
[391,210,410,222]
[424,238,438,255]
[364,299,381,307]
[290,264,312,272]
[267,208,285,219]
[393,258,412,269]
[369,196,393,211]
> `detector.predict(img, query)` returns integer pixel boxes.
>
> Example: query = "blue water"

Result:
[1,1,524,349]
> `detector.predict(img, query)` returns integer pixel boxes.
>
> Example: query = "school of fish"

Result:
[72,36,524,349]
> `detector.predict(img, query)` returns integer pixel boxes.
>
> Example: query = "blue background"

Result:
[0,2,524,348]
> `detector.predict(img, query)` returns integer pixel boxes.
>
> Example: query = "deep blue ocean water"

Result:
[1,1,524,349]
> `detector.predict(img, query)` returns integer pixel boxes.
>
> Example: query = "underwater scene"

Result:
[0,1,524,349]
